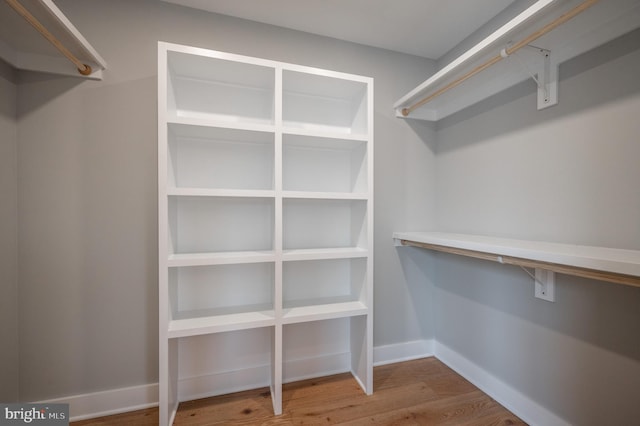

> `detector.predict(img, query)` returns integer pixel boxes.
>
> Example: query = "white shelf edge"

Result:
[393,231,640,282]
[282,191,369,200]
[40,0,107,69]
[281,301,368,325]
[393,0,558,109]
[160,40,373,83]
[282,247,369,262]
[281,126,369,141]
[167,115,276,134]
[168,310,276,338]
[167,188,275,198]
[1,0,107,79]
[168,250,276,267]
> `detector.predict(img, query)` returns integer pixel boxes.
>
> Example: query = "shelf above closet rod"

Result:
[1,0,107,79]
[393,0,640,121]
[393,232,640,288]
[400,0,598,118]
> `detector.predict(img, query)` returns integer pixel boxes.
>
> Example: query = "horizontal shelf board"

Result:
[166,115,275,133]
[281,126,369,141]
[168,250,276,267]
[166,189,368,199]
[393,232,640,285]
[2,0,107,78]
[283,133,369,149]
[282,191,369,200]
[283,247,369,262]
[167,188,275,198]
[281,301,368,324]
[168,309,275,338]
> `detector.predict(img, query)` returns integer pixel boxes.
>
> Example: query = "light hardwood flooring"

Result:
[72,357,526,425]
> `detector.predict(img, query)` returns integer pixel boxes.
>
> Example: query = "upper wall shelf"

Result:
[0,0,106,79]
[394,0,640,121]
[393,231,640,288]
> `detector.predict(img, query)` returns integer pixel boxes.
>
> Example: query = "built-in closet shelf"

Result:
[282,127,369,141]
[283,247,368,262]
[159,42,373,424]
[167,116,276,134]
[167,189,367,200]
[282,301,368,324]
[393,0,640,121]
[167,188,276,198]
[168,309,276,338]
[168,251,276,267]
[283,191,369,201]
[393,232,640,287]
[0,0,106,79]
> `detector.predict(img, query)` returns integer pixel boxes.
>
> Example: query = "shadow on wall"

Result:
[16,71,85,119]
[434,252,640,363]
[395,247,437,341]
[433,26,640,151]
[405,118,437,153]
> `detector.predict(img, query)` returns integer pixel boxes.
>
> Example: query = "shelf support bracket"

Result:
[505,45,558,110]
[535,268,556,302]
[519,266,556,302]
[534,47,558,110]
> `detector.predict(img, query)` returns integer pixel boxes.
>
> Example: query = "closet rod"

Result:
[401,0,599,117]
[5,0,92,75]
[399,239,640,288]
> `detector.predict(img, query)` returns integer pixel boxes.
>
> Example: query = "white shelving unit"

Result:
[158,42,373,425]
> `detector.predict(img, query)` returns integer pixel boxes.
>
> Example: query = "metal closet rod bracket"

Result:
[501,44,558,110]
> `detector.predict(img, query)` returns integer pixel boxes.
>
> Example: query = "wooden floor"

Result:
[72,357,526,425]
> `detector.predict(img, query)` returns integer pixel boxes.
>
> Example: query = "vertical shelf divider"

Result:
[272,65,284,415]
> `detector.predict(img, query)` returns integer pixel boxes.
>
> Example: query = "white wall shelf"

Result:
[159,42,373,425]
[282,247,368,262]
[393,0,640,121]
[393,232,640,288]
[0,0,107,79]
[282,302,368,324]
[168,310,276,338]
[167,251,276,267]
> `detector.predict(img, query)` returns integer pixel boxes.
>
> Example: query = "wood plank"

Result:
[71,358,525,425]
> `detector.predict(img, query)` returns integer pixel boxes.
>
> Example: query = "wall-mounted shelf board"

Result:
[393,232,640,288]
[393,0,640,121]
[0,0,106,79]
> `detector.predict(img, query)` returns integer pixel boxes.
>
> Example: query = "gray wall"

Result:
[0,60,19,402]
[433,30,640,425]
[12,2,637,423]
[15,0,437,401]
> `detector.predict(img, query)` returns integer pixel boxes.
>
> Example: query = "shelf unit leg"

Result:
[159,338,179,425]
[271,325,283,415]
[350,315,373,395]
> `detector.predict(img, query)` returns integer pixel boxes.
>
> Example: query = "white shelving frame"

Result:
[158,42,373,425]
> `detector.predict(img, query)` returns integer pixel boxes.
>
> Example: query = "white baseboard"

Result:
[434,341,570,426]
[39,383,159,422]
[44,338,568,424]
[373,339,434,366]
[178,364,270,403]
[47,348,376,421]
